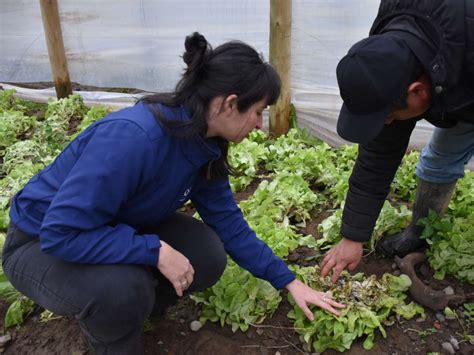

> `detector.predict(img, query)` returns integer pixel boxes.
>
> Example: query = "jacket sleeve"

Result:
[341,119,417,242]
[191,178,295,289]
[39,120,161,265]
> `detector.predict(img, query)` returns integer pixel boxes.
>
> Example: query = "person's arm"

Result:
[321,119,417,282]
[342,119,417,241]
[191,178,294,289]
[191,178,345,317]
[39,120,161,265]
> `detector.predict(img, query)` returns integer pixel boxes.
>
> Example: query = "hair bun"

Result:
[183,32,208,67]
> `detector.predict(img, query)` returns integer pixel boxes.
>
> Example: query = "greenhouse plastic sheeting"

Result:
[0,0,470,156]
[0,0,270,91]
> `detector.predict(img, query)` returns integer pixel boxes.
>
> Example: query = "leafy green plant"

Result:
[229,131,268,191]
[240,173,322,225]
[464,303,474,324]
[391,150,419,201]
[263,130,357,207]
[448,170,474,218]
[39,310,62,323]
[34,95,88,154]
[265,129,320,172]
[248,216,306,259]
[0,233,36,328]
[3,294,35,328]
[443,306,474,345]
[317,201,411,252]
[0,162,45,210]
[71,105,111,139]
[0,110,37,155]
[288,265,424,352]
[0,210,9,231]
[0,89,46,116]
[316,208,343,250]
[288,103,298,128]
[0,90,21,112]
[2,140,52,175]
[420,209,474,284]
[192,260,282,332]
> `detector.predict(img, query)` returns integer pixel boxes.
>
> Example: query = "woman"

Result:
[2,33,344,354]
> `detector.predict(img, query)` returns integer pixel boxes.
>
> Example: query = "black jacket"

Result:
[341,0,474,242]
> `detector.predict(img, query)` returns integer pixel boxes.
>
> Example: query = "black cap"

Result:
[336,34,418,144]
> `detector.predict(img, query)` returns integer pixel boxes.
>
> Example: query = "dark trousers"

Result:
[2,212,227,355]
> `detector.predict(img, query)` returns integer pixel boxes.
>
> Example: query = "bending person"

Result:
[322,0,474,282]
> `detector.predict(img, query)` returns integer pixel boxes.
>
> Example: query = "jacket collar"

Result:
[155,103,222,168]
[369,3,473,118]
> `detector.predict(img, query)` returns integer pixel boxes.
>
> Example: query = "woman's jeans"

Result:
[416,120,474,183]
[2,212,227,355]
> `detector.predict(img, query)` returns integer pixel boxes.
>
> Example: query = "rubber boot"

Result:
[377,178,457,257]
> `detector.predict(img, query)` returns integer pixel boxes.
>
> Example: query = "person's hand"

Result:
[157,241,195,297]
[320,238,363,283]
[285,279,345,320]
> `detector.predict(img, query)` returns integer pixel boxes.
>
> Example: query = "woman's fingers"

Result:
[185,265,195,286]
[173,281,184,297]
[327,298,345,308]
[322,303,341,317]
[286,279,346,320]
[321,293,345,308]
[297,301,315,321]
[309,293,345,317]
[157,241,195,296]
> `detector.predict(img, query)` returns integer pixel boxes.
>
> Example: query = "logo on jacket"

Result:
[179,188,192,202]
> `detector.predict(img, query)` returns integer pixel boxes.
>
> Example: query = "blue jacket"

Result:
[10,101,295,289]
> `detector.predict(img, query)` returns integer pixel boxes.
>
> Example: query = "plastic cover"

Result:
[0,0,470,159]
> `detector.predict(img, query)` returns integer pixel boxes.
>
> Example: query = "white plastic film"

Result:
[1,0,471,162]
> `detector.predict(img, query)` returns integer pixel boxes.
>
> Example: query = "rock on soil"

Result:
[441,341,455,354]
[190,320,203,332]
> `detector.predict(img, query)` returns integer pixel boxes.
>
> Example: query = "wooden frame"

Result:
[269,0,292,136]
[39,0,72,99]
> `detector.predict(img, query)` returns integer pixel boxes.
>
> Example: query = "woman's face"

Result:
[207,95,267,143]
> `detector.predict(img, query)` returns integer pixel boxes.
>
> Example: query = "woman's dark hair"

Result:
[141,32,281,179]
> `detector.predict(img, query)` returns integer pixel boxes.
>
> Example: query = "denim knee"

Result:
[416,122,474,183]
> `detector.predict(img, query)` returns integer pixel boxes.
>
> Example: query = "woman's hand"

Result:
[157,241,195,297]
[285,279,345,320]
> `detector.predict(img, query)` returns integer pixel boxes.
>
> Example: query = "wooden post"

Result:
[269,0,292,136]
[40,0,72,99]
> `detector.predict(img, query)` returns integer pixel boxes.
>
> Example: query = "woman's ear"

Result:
[223,94,238,113]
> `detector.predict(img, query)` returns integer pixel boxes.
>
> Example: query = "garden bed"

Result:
[0,91,472,354]
[1,206,472,354]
